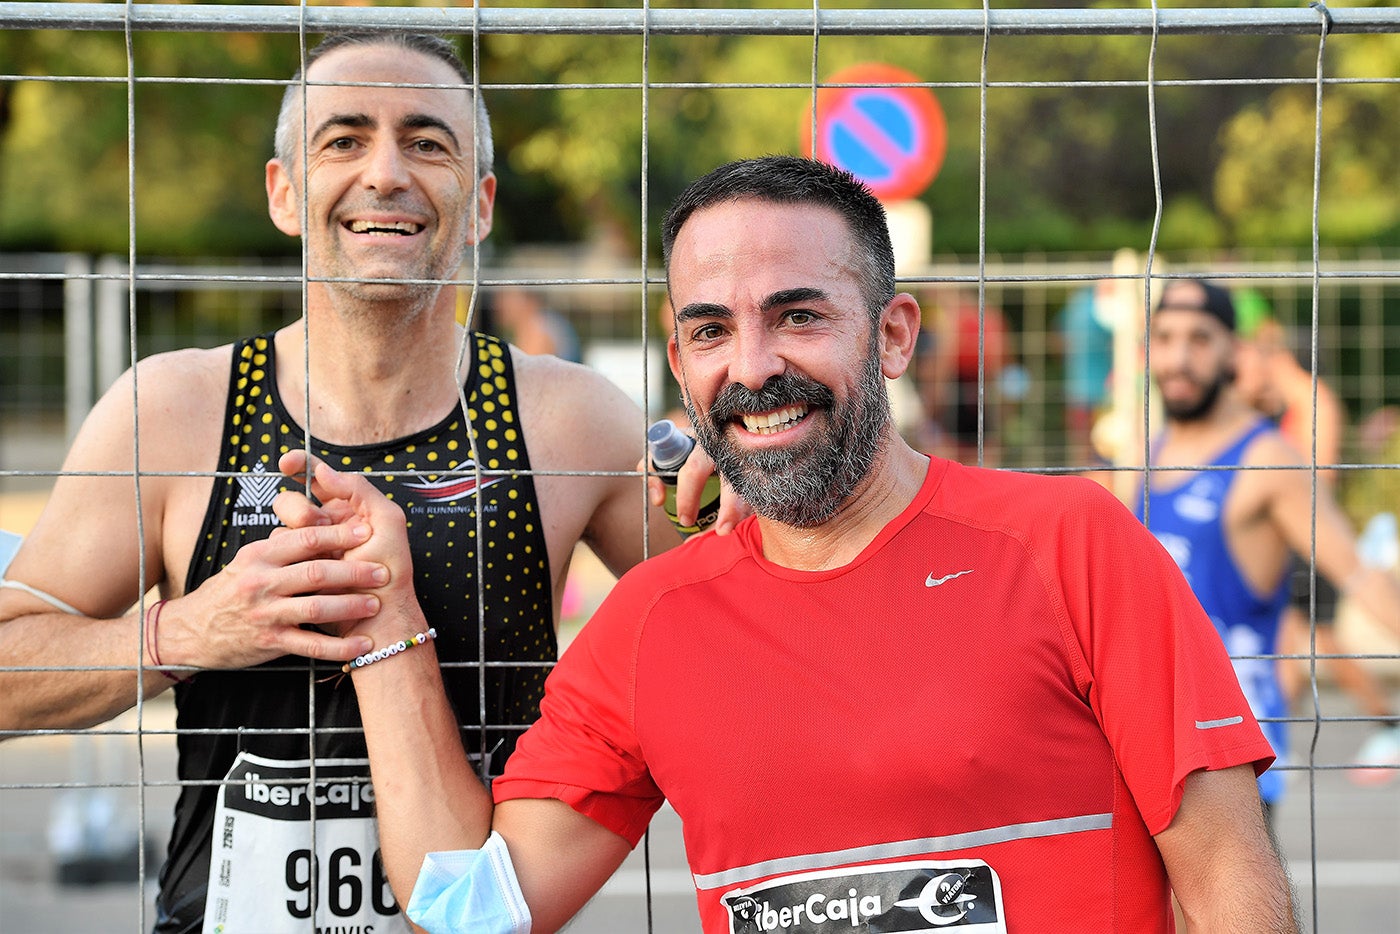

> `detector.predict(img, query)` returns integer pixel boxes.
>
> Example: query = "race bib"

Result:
[202,752,410,934]
[720,859,1007,933]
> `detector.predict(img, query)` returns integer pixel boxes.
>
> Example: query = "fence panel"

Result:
[1,6,1397,933]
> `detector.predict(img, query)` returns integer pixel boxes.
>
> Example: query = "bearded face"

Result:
[687,331,891,528]
[1159,363,1233,423]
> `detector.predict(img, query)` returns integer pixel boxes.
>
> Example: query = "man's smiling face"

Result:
[666,198,891,527]
[267,43,493,308]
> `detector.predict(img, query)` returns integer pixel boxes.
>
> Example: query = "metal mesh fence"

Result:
[1,3,1398,932]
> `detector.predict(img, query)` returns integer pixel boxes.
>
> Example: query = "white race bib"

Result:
[202,751,410,934]
[720,859,1008,933]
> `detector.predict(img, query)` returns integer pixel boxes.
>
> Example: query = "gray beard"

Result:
[687,343,891,528]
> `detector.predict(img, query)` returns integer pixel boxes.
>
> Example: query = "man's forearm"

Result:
[1176,856,1298,933]
[0,608,170,731]
[351,634,494,907]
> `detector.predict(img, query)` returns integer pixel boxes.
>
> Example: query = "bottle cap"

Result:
[647,419,694,470]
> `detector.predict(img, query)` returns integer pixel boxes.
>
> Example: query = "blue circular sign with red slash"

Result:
[801,63,947,202]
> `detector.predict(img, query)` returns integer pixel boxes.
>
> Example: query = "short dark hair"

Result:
[274,31,493,178]
[661,156,897,319]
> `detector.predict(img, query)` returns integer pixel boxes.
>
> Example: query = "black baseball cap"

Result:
[1155,280,1236,332]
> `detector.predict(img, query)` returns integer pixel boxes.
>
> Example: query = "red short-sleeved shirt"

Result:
[495,458,1273,933]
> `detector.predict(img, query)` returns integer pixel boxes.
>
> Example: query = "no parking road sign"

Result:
[802,63,947,202]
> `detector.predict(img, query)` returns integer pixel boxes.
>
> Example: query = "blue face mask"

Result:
[407,831,533,934]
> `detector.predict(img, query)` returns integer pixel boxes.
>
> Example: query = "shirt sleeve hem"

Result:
[1144,740,1277,836]
[493,778,657,847]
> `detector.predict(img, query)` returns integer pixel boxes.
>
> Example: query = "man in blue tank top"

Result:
[1138,279,1400,820]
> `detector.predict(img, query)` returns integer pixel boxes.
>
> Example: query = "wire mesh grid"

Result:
[1,3,1398,932]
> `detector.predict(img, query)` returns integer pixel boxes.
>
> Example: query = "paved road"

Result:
[1,687,1396,933]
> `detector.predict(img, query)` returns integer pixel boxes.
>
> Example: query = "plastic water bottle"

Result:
[647,419,722,538]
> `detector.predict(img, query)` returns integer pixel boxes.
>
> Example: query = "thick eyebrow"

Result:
[307,112,461,152]
[309,112,373,149]
[400,113,462,152]
[675,286,830,324]
[675,302,732,323]
[762,287,828,310]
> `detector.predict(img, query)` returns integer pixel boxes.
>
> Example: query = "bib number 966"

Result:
[285,846,398,919]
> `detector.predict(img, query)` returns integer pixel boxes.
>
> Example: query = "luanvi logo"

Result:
[721,859,1005,933]
[232,463,283,528]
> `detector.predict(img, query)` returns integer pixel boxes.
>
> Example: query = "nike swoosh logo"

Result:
[1195,716,1244,730]
[925,569,974,587]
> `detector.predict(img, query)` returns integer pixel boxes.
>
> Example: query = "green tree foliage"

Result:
[1214,31,1400,246]
[1,29,301,254]
[0,5,1395,258]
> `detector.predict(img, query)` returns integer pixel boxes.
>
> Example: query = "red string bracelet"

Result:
[144,599,188,684]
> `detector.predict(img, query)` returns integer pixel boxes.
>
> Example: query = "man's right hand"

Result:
[154,517,382,671]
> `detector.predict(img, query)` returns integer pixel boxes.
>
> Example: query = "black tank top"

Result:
[153,331,554,933]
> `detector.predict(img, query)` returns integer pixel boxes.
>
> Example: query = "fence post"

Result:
[95,255,129,401]
[62,254,93,444]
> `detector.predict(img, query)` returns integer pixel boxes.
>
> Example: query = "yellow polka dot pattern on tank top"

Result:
[187,331,556,771]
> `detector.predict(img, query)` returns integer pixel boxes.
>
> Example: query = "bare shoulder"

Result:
[509,348,647,472]
[67,344,232,472]
[97,344,230,413]
[1232,425,1312,517]
[1240,426,1306,471]
[141,344,231,401]
[9,344,235,611]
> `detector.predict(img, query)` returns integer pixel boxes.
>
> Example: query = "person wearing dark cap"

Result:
[1136,279,1400,819]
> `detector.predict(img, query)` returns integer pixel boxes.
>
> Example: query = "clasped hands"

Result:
[159,440,738,674]
[268,450,426,654]
[150,452,420,674]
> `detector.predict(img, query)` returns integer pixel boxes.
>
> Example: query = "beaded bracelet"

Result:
[342,628,438,674]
